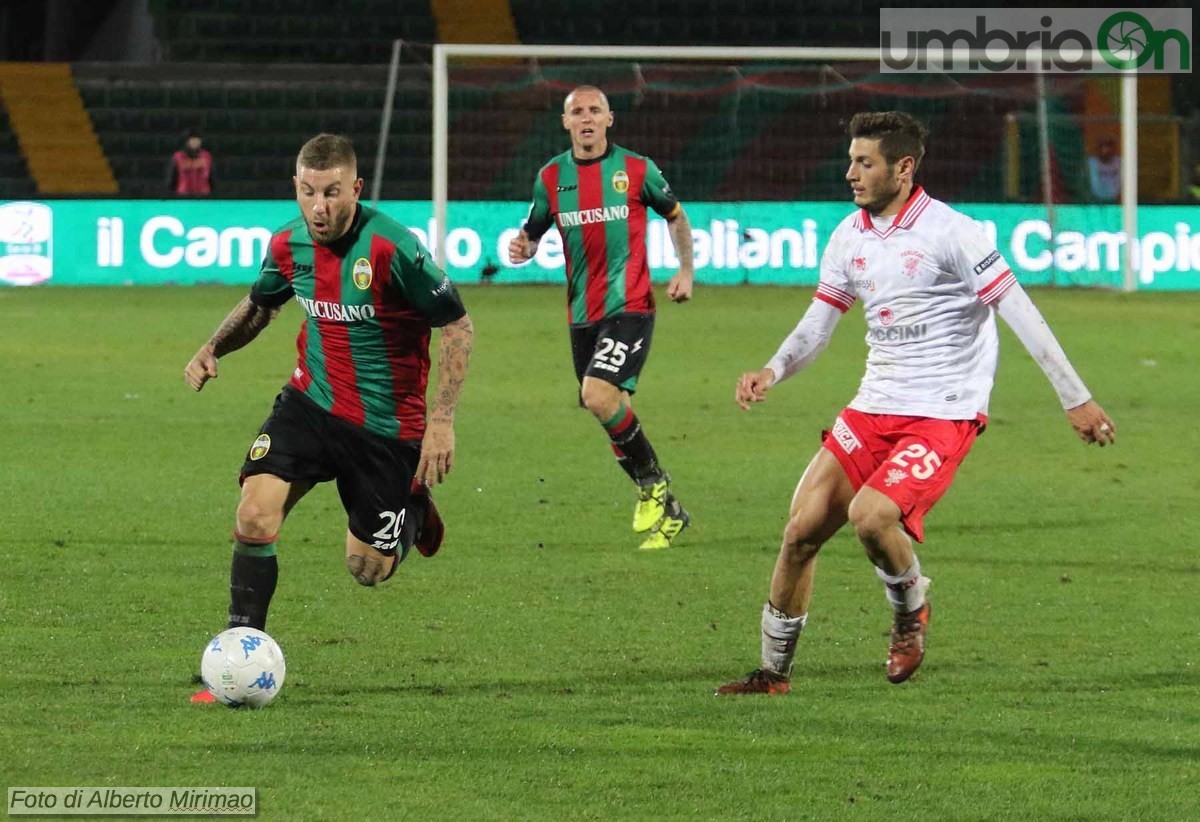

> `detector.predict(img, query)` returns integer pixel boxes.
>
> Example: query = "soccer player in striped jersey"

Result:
[184,135,473,700]
[508,85,695,551]
[717,112,1116,695]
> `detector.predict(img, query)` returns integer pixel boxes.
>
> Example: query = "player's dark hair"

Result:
[848,112,927,172]
[297,133,357,172]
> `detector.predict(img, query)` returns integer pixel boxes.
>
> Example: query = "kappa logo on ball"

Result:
[249,433,271,461]
[352,257,373,290]
[612,170,630,194]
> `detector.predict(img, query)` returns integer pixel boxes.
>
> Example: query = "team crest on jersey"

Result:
[878,307,895,326]
[612,170,629,193]
[249,434,271,461]
[853,256,868,272]
[902,250,924,278]
[352,257,373,290]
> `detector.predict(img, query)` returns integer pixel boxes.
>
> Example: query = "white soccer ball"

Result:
[200,627,286,708]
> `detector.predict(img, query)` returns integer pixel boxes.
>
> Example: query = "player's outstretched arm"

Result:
[735,368,776,410]
[418,313,474,485]
[734,299,841,410]
[665,207,695,303]
[734,300,842,410]
[994,284,1115,446]
[507,230,538,264]
[183,295,280,392]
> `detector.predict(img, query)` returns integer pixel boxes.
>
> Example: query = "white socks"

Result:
[876,557,929,613]
[760,602,807,676]
[756,561,927,679]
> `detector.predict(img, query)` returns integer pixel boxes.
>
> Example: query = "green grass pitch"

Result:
[1,284,1197,820]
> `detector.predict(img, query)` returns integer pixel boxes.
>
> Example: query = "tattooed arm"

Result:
[665,206,695,302]
[416,313,474,485]
[183,296,281,391]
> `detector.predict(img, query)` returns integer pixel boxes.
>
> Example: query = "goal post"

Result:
[420,43,1142,291]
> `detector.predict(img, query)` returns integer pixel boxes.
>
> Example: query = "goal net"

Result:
[417,45,1148,289]
[441,59,1083,202]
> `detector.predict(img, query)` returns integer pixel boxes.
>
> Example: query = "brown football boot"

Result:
[715,669,791,696]
[886,601,931,684]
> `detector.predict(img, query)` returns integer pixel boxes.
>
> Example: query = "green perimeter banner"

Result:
[1,199,1197,289]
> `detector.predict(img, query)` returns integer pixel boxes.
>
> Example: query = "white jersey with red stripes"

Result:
[815,187,1017,420]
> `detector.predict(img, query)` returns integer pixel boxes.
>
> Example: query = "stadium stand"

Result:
[75,62,432,199]
[509,0,876,48]
[148,0,438,64]
[0,99,37,200]
[0,0,1190,201]
[72,0,1089,201]
[0,62,118,195]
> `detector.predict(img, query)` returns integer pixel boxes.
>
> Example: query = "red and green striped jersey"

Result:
[522,144,680,325]
[250,204,466,441]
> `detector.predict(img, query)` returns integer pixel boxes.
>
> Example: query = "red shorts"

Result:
[821,407,982,543]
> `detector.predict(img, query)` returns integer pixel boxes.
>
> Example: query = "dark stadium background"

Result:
[1,0,1194,203]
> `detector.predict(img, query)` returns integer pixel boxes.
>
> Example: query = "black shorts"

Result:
[569,312,655,394]
[240,386,420,555]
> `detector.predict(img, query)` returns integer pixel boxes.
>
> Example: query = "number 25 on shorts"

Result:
[593,337,628,367]
[890,443,942,480]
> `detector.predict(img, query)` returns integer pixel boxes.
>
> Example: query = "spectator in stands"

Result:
[168,129,214,196]
[1086,137,1120,202]
[1188,163,1200,203]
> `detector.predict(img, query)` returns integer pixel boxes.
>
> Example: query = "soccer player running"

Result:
[716,112,1115,695]
[508,85,695,551]
[183,134,473,700]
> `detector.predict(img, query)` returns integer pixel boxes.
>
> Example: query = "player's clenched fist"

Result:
[184,344,219,391]
[508,229,537,264]
[735,367,776,411]
[1066,399,1116,447]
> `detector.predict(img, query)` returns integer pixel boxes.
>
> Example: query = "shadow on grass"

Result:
[273,658,884,703]
[933,513,1130,537]
[935,549,1200,575]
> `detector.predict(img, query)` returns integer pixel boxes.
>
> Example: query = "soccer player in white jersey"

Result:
[716,111,1116,695]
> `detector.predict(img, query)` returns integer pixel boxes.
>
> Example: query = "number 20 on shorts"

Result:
[372,509,405,551]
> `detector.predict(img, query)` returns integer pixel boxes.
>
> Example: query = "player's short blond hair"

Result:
[297,133,357,172]
[848,112,928,172]
[564,85,610,112]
